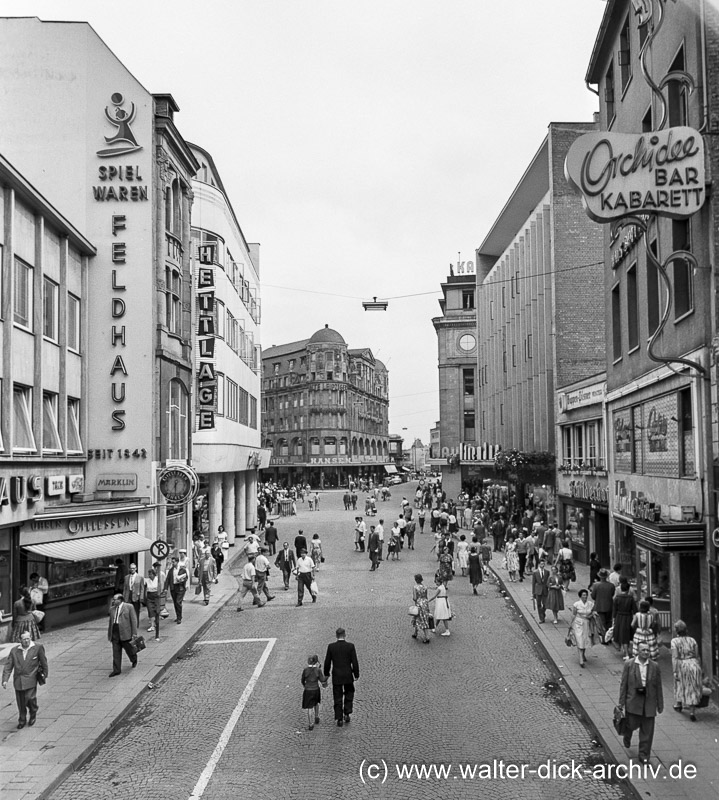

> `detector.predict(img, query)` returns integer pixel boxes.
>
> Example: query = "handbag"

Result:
[32,609,45,623]
[428,614,435,630]
[36,665,46,686]
[604,625,614,644]
[310,579,319,597]
[565,633,574,647]
[612,705,628,735]
[131,635,146,653]
[408,605,419,616]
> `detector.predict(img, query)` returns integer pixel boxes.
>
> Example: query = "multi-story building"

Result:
[188,143,268,544]
[262,326,390,487]
[475,122,605,516]
[578,0,719,677]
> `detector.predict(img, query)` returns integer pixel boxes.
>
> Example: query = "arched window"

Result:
[277,438,288,457]
[339,437,348,455]
[371,440,377,457]
[167,379,188,460]
[310,437,320,455]
[359,439,365,456]
[165,266,181,334]
[352,437,358,456]
[291,437,303,457]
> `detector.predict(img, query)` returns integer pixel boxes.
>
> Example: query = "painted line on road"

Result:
[188,637,276,799]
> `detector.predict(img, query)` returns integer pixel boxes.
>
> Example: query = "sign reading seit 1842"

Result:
[565,127,705,222]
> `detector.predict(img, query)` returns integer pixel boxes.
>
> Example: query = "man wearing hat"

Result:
[591,568,615,635]
[236,554,264,611]
[254,547,276,603]
[531,557,551,623]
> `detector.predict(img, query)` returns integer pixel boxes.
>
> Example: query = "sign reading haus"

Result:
[565,127,705,222]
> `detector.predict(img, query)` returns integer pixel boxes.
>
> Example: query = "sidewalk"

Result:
[489,552,719,800]
[0,545,248,800]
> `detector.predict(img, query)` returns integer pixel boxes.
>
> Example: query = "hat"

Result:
[179,548,187,553]
[599,568,609,578]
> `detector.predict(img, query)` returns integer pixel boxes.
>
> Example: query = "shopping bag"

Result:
[408,605,419,616]
[612,706,628,736]
[32,610,45,623]
[310,580,319,597]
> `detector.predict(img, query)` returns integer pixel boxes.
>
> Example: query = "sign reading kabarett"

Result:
[565,127,705,222]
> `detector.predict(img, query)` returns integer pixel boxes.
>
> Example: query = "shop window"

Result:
[167,379,188,460]
[43,277,59,341]
[631,405,643,473]
[0,529,10,620]
[42,393,62,453]
[564,506,586,550]
[67,294,81,351]
[679,387,695,476]
[627,263,639,350]
[67,398,82,453]
[672,220,693,319]
[13,257,33,329]
[13,385,36,452]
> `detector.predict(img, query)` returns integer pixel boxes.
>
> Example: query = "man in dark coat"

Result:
[324,628,360,727]
[275,542,296,590]
[107,593,138,676]
[2,632,48,728]
[294,530,308,560]
[531,558,551,623]
[368,526,381,571]
[264,521,279,555]
[618,642,664,762]
[590,568,615,633]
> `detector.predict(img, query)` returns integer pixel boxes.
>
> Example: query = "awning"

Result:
[400,466,411,473]
[22,531,151,562]
[384,464,398,474]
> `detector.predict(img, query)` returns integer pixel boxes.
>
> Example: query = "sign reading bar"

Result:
[565,127,705,222]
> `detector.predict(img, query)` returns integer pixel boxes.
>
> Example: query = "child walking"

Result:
[301,654,327,730]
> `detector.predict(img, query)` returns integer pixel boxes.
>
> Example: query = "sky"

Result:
[3,0,608,445]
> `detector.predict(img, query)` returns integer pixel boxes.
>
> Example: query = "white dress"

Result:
[433,585,452,621]
[456,541,470,569]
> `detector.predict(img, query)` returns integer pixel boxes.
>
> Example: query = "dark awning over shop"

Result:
[384,464,398,474]
[632,521,705,553]
[22,531,151,562]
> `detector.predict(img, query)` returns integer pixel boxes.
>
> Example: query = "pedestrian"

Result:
[198,547,218,605]
[354,517,366,552]
[608,563,623,593]
[406,519,416,550]
[671,620,704,721]
[618,642,664,763]
[275,542,296,590]
[178,548,192,577]
[429,578,452,636]
[255,548,276,603]
[244,531,261,558]
[367,526,380,571]
[375,519,385,561]
[122,562,145,624]
[468,546,483,595]
[236,553,264,612]
[301,654,327,730]
[144,567,162,641]
[491,515,505,552]
[113,558,126,595]
[455,534,469,577]
[531,558,550,624]
[294,530,308,560]
[153,560,170,620]
[546,565,565,624]
[631,600,659,660]
[588,552,601,586]
[524,529,537,572]
[107,593,138,676]
[613,580,637,660]
[164,556,188,624]
[437,545,453,583]
[343,491,351,511]
[311,534,324,569]
[296,549,316,606]
[515,530,528,581]
[411,574,431,642]
[387,528,399,560]
[2,631,48,728]
[314,491,320,510]
[504,535,519,582]
[211,541,224,575]
[480,538,492,577]
[264,521,279,555]
[555,540,575,591]
[590,568,614,634]
[11,588,41,643]
[323,627,360,727]
[569,588,596,668]
[28,572,49,629]
[418,508,426,534]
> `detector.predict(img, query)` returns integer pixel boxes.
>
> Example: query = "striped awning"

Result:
[22,531,151,562]
[384,464,398,474]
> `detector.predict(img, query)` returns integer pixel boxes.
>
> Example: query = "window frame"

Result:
[43,276,59,342]
[42,392,62,453]
[13,385,36,452]
[67,293,81,352]
[13,257,33,330]
[67,398,83,453]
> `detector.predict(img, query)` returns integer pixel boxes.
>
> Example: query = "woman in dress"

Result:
[671,620,703,721]
[631,599,659,660]
[411,574,431,643]
[311,534,323,570]
[301,654,327,730]
[429,579,452,637]
[468,546,483,595]
[570,588,596,667]
[612,580,637,660]
[437,546,454,584]
[555,540,575,592]
[456,535,470,577]
[504,536,519,582]
[12,588,40,643]
[546,565,565,624]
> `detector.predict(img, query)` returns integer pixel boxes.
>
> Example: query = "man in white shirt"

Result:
[395,516,407,550]
[354,517,366,552]
[254,548,276,603]
[375,520,385,561]
[245,533,261,558]
[296,549,316,606]
[236,555,264,611]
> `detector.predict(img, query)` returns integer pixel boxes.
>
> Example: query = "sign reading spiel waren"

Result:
[565,127,705,222]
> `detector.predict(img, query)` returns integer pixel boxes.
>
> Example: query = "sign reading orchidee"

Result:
[564,127,705,222]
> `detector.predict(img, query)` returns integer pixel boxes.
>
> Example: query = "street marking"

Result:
[188,637,276,799]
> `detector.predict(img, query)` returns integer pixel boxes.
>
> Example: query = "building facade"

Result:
[580,0,719,677]
[262,326,390,487]
[188,143,268,544]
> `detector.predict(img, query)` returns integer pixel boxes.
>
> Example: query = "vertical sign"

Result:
[197,244,217,430]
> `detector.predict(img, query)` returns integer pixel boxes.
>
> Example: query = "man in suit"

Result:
[122,562,145,623]
[275,542,296,590]
[294,530,308,559]
[618,642,664,762]
[164,556,189,623]
[264,521,278,555]
[531,557,551,623]
[324,627,360,727]
[2,632,48,728]
[590,568,615,634]
[108,593,138,676]
[368,525,381,571]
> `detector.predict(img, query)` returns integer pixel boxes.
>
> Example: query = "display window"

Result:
[563,504,586,548]
[19,552,134,602]
[637,546,670,610]
[0,528,11,620]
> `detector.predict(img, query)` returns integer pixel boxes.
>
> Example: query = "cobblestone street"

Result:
[48,489,633,800]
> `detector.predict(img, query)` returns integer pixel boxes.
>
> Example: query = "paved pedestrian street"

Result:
[48,488,632,800]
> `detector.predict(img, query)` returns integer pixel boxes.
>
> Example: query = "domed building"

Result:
[262,325,391,487]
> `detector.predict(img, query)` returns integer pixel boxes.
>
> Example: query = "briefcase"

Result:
[612,705,628,736]
[131,635,146,653]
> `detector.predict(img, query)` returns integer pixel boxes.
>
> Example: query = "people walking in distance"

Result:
[570,588,596,668]
[387,527,399,560]
[504,535,519,582]
[144,568,161,641]
[255,548,276,603]
[375,519,385,560]
[532,558,551,623]
[411,574,431,642]
[107,593,137,676]
[524,529,537,572]
[555,540,575,592]
[275,542,296,590]
[301,655,327,730]
[236,554,264,611]
[343,490,351,511]
[311,534,324,570]
[590,569,614,635]
[618,642,664,763]
[354,517,366,552]
[546,565,565,624]
[164,556,188,624]
[2,631,48,728]
[198,547,217,605]
[406,518,416,550]
[429,578,452,636]
[264,521,279,555]
[456,534,469,577]
[294,530,308,560]
[671,620,704,721]
[211,541,224,575]
[437,545,453,583]
[631,600,659,660]
[468,546,483,595]
[515,530,528,581]
[588,552,601,587]
[368,526,381,571]
[613,580,637,660]
[323,628,360,727]
[296,549,316,606]
[122,563,145,624]
[480,538,493,577]
[608,563,623,593]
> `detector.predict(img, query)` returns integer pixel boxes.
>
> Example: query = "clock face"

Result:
[160,468,193,503]
[458,333,476,352]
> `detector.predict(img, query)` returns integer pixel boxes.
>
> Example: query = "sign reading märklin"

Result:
[97,474,138,491]
[565,127,705,222]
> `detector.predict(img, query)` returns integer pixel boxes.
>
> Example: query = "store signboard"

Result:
[20,512,139,545]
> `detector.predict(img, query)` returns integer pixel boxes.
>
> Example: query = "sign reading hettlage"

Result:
[197,256,216,431]
[565,127,705,222]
